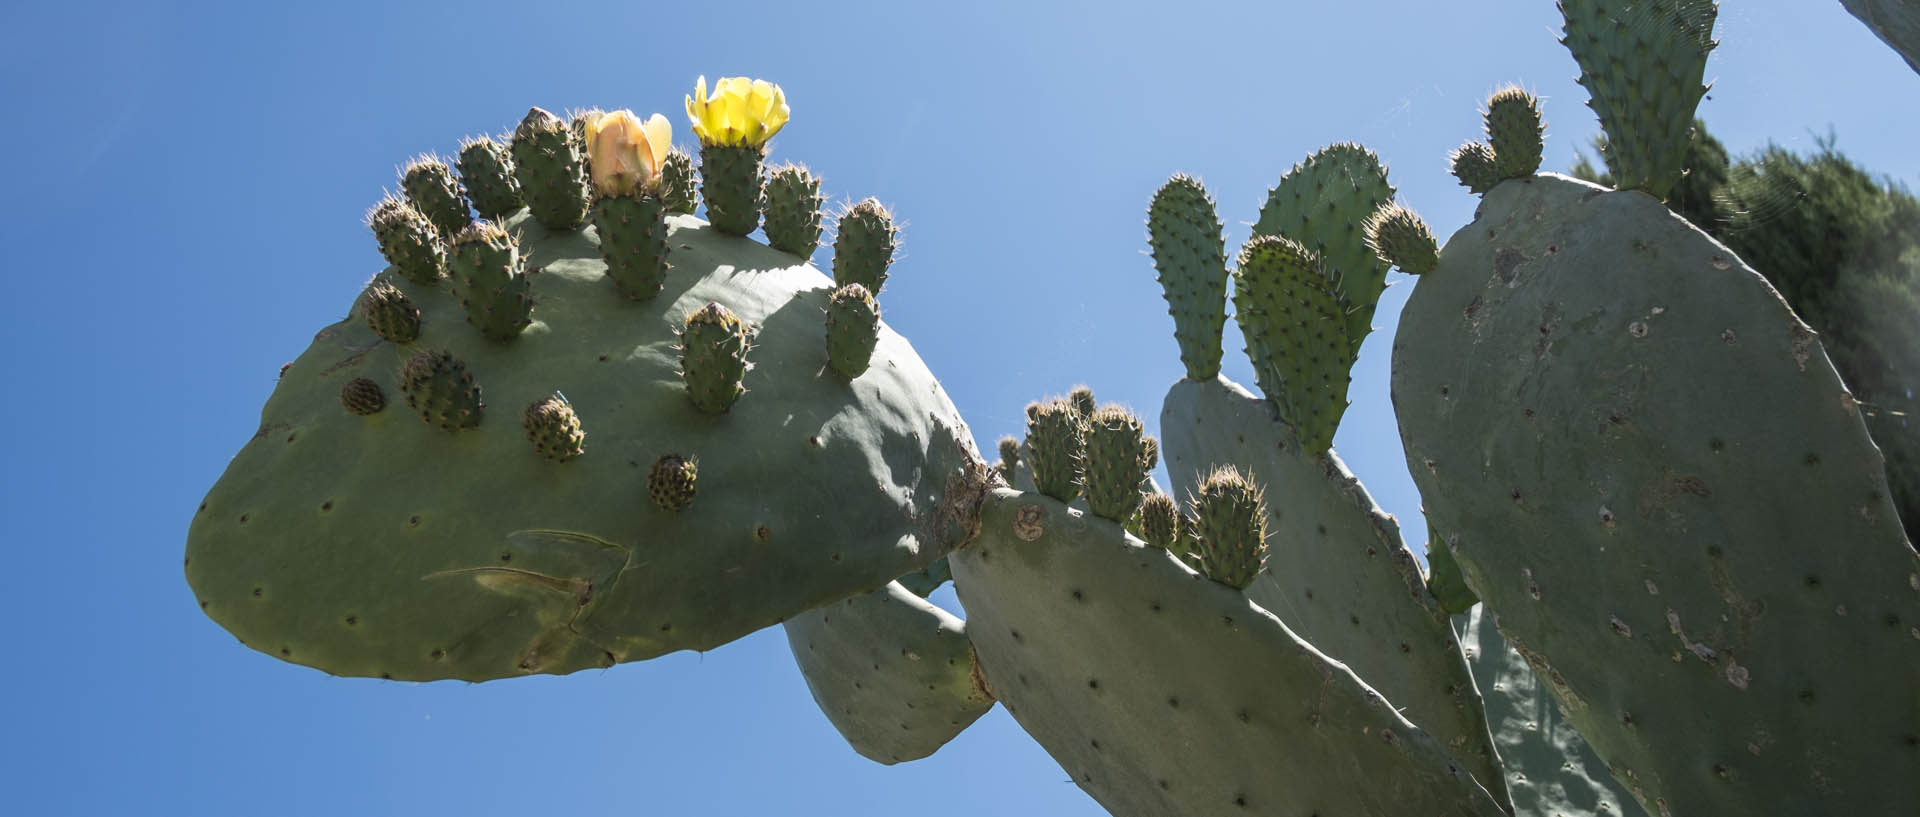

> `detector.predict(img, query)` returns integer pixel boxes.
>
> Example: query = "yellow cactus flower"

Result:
[583,109,672,197]
[685,75,790,148]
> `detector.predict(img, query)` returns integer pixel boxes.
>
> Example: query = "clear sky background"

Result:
[2,1,1914,814]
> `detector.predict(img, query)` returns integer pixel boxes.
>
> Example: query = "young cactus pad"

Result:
[185,147,982,683]
[1392,173,1920,816]
[948,488,1510,817]
[1560,0,1717,199]
[782,581,994,765]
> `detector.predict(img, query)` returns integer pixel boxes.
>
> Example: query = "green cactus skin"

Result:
[1455,605,1650,817]
[1364,204,1440,277]
[782,581,994,765]
[1188,466,1269,590]
[1138,493,1181,553]
[831,198,897,295]
[1450,141,1501,195]
[678,301,751,413]
[449,222,534,342]
[1083,405,1150,523]
[1023,399,1086,504]
[1147,174,1230,381]
[994,436,1020,484]
[1162,376,1510,802]
[185,203,983,683]
[456,136,525,221]
[1231,235,1353,456]
[893,556,952,598]
[592,193,671,301]
[1842,0,1920,74]
[1392,173,1920,817]
[521,394,584,462]
[1423,523,1478,616]
[509,107,593,232]
[646,453,697,512]
[339,377,386,416]
[1559,0,1717,199]
[401,157,473,240]
[1484,87,1545,180]
[824,283,879,380]
[358,279,421,345]
[1252,143,1396,352]
[763,164,824,258]
[948,488,1510,817]
[659,148,698,215]
[367,197,446,286]
[399,349,483,431]
[698,143,766,236]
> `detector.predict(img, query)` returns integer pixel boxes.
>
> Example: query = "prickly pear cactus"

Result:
[185,111,983,684]
[948,488,1510,817]
[1392,172,1920,816]
[782,581,994,765]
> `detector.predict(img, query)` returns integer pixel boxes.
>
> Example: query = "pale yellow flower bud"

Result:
[584,110,673,198]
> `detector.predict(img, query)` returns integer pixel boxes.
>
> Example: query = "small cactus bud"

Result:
[648,454,698,512]
[1484,86,1545,180]
[582,109,673,199]
[1141,435,1160,472]
[1449,141,1500,195]
[1024,398,1087,504]
[340,377,386,416]
[399,350,483,431]
[358,279,421,344]
[1189,466,1269,589]
[401,156,473,239]
[522,394,585,461]
[824,283,880,380]
[1363,204,1440,276]
[1139,493,1182,553]
[832,199,897,294]
[1084,405,1150,522]
[764,164,825,257]
[995,436,1021,483]
[366,196,446,286]
[679,302,752,414]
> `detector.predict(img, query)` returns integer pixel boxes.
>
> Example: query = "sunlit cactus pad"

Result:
[186,210,981,683]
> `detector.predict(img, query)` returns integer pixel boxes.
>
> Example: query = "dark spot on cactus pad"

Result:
[285,433,297,443]
[1233,794,1248,808]
[1350,614,1361,626]
[1304,589,1315,600]
[197,502,206,512]
[1708,544,1724,558]
[1009,629,1022,643]
[238,514,250,524]
[280,647,291,656]
[1070,589,1083,601]
[343,615,358,626]
[1709,437,1725,452]
[1158,780,1170,791]
[1086,678,1099,690]
[1237,709,1251,723]
[1439,385,1449,396]
[1805,574,1822,588]
[1799,687,1816,704]
[498,552,512,563]
[1886,613,1902,628]
[408,515,421,527]
[320,501,332,512]
[754,525,772,543]
[429,649,444,660]
[1167,696,1180,708]
[1148,602,1161,613]
[251,587,263,598]
[1399,642,1411,653]
[199,600,208,609]
[1804,452,1821,466]
[1089,739,1100,751]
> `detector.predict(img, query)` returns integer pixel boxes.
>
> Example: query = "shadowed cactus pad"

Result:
[339,377,385,416]
[678,301,751,413]
[358,279,421,344]
[1138,493,1181,553]
[832,199,896,294]
[593,193,670,301]
[367,197,445,286]
[647,453,697,512]
[521,394,584,461]
[1083,405,1150,522]
[399,349,483,431]
[456,136,523,221]
[510,107,592,231]
[1147,174,1229,380]
[1023,398,1086,503]
[764,164,824,257]
[659,148,697,214]
[1232,235,1354,455]
[186,197,981,683]
[1364,204,1440,276]
[1252,142,1395,351]
[697,144,765,236]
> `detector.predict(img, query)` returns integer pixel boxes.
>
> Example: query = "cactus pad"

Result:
[510,107,593,232]
[697,143,764,236]
[678,301,751,413]
[339,377,386,416]
[1450,141,1501,195]
[521,394,584,462]
[1364,204,1440,276]
[1559,0,1717,199]
[764,164,824,257]
[399,349,483,431]
[1147,174,1230,380]
[449,221,534,342]
[1231,235,1354,455]
[949,488,1510,817]
[593,193,671,301]
[401,157,473,240]
[185,202,982,683]
[1023,399,1086,503]
[1484,87,1545,180]
[824,283,879,380]
[367,197,446,286]
[1082,405,1150,523]
[358,279,421,345]
[456,136,524,221]
[1137,493,1181,553]
[659,148,698,215]
[832,198,897,295]
[1393,173,1920,816]
[646,453,697,513]
[1251,143,1395,350]
[1188,465,1269,589]
[783,581,993,765]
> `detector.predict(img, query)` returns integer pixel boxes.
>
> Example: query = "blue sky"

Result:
[2,1,1914,814]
